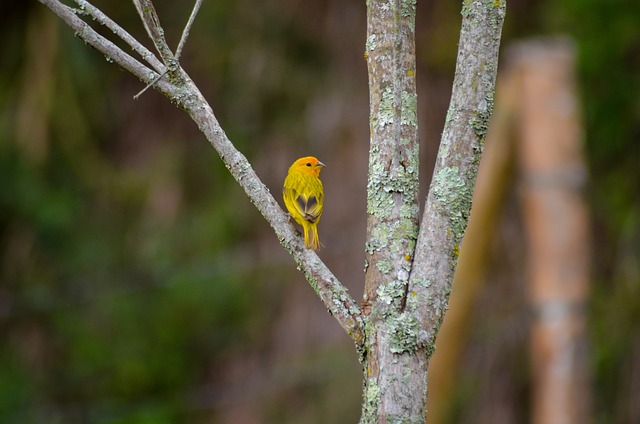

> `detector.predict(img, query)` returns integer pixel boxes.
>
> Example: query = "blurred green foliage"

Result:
[1,2,315,422]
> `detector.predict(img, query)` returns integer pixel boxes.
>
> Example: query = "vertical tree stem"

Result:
[361,0,422,421]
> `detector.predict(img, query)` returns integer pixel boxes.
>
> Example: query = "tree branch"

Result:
[133,68,169,100]
[409,0,507,349]
[37,0,365,348]
[178,83,366,347]
[72,0,165,73]
[363,0,420,315]
[175,0,203,60]
[38,0,169,89]
[359,1,425,420]
[132,0,175,65]
[131,0,202,99]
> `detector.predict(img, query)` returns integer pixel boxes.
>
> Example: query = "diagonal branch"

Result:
[175,0,203,60]
[38,0,365,348]
[72,0,165,73]
[133,69,169,100]
[408,0,507,350]
[180,83,366,348]
[38,0,169,89]
[132,0,175,65]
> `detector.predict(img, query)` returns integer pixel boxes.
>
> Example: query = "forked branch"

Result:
[132,0,174,65]
[175,0,203,60]
[133,0,203,99]
[72,0,165,73]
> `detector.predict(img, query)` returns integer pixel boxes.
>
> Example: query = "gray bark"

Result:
[362,0,422,421]
[361,0,506,421]
[409,0,506,354]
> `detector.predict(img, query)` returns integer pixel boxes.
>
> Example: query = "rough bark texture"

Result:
[361,0,506,422]
[361,0,422,422]
[408,0,505,359]
[426,69,517,424]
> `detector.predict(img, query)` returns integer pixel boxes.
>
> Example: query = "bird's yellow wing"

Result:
[283,174,324,223]
[291,190,323,222]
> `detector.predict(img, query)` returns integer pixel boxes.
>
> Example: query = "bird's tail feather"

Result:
[304,224,321,250]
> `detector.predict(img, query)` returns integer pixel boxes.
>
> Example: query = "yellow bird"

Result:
[283,156,325,250]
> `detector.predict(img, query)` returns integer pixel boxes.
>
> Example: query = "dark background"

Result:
[1,0,638,422]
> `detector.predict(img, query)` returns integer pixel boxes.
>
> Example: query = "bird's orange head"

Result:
[289,156,325,177]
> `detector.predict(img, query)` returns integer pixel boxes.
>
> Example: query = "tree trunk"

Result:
[362,0,425,421]
[361,0,506,422]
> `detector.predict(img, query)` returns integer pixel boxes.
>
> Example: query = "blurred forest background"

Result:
[1,0,639,423]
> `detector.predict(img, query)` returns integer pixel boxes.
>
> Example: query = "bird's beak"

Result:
[317,161,326,168]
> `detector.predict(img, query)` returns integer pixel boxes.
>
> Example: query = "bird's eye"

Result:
[306,163,312,167]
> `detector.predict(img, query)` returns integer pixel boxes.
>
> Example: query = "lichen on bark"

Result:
[409,0,506,352]
[360,0,506,422]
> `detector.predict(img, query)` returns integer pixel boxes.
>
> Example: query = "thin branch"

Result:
[175,0,203,60]
[133,68,169,100]
[132,0,175,65]
[38,0,171,91]
[180,86,366,348]
[409,0,507,348]
[135,0,203,98]
[72,0,165,73]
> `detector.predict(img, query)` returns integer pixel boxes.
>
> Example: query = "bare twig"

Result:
[72,0,165,73]
[132,0,174,65]
[38,0,168,89]
[131,0,203,98]
[175,0,203,60]
[133,68,169,100]
[134,0,203,98]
